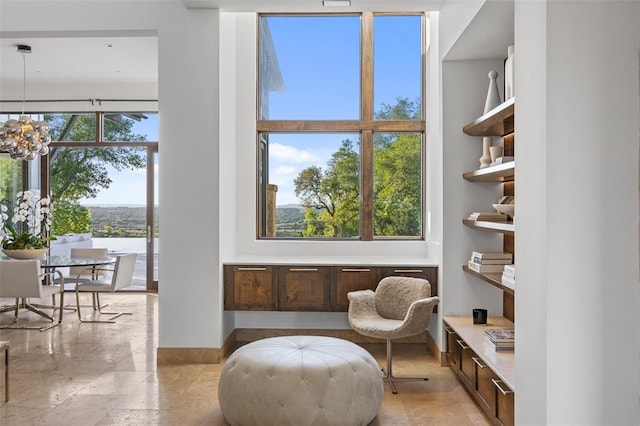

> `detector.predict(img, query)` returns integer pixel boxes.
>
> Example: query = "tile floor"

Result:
[0,293,489,425]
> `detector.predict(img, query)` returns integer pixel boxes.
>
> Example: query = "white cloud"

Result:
[269,143,318,163]
[274,166,296,175]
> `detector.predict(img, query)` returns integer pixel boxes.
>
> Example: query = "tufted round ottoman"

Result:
[218,335,383,426]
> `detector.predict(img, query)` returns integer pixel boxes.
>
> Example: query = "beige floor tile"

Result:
[0,294,491,425]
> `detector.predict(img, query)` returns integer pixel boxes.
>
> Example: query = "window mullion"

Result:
[360,129,373,240]
[361,12,373,122]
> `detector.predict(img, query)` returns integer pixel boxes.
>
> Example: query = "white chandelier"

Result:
[0,45,51,160]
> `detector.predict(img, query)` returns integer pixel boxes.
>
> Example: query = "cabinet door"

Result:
[332,267,379,311]
[457,339,475,391]
[473,356,497,416]
[381,266,438,312]
[278,266,330,311]
[493,379,515,426]
[224,265,277,310]
[444,325,459,368]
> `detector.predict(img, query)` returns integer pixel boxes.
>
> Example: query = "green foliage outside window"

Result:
[292,98,422,238]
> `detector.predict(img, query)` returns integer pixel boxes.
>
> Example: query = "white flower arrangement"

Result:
[0,190,53,250]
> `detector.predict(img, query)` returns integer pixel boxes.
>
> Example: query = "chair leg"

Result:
[76,291,131,323]
[382,339,429,394]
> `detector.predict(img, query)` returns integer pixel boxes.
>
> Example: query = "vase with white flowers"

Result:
[0,191,54,259]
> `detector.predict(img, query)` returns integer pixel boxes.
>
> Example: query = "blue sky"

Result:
[265,14,422,205]
[80,113,158,206]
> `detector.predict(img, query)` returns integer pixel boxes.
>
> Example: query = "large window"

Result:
[258,13,425,240]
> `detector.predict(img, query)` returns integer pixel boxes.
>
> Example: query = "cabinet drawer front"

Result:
[279,267,330,311]
[457,339,475,390]
[493,379,515,426]
[444,326,459,368]
[224,265,277,310]
[332,267,379,311]
[474,356,497,415]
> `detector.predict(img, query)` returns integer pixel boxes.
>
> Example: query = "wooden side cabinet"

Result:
[223,265,278,310]
[278,266,331,311]
[224,264,437,313]
[331,266,379,311]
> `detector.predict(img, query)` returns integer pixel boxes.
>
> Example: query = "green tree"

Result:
[373,98,422,236]
[46,114,147,235]
[294,139,360,237]
[291,97,422,238]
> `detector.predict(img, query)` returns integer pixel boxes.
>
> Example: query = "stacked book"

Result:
[501,264,516,289]
[485,328,515,351]
[467,212,507,222]
[467,251,513,274]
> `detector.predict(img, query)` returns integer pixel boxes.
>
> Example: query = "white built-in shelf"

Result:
[463,98,515,137]
[463,161,515,182]
[463,219,515,234]
[462,265,515,295]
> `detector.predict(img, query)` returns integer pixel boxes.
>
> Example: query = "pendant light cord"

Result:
[21,50,26,115]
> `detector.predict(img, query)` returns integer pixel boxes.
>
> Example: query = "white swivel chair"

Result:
[0,259,64,331]
[74,253,137,323]
[347,276,439,394]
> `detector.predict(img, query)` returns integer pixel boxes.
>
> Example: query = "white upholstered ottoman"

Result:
[218,335,383,426]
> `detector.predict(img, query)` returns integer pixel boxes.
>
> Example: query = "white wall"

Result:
[516,1,640,424]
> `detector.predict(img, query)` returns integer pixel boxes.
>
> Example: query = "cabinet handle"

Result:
[289,268,319,272]
[456,339,469,350]
[341,268,371,272]
[492,379,514,395]
[444,326,455,335]
[472,357,486,369]
[237,267,267,271]
[393,269,423,273]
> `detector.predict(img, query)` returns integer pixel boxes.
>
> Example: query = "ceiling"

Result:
[0,36,158,99]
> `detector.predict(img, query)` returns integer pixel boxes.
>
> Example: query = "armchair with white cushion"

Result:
[347,276,439,394]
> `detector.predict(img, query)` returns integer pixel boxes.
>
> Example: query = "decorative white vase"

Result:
[505,45,515,100]
[484,70,502,113]
[479,136,492,169]
[2,248,48,260]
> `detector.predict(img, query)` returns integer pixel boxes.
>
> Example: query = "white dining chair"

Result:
[0,259,64,331]
[75,253,137,323]
[53,247,109,309]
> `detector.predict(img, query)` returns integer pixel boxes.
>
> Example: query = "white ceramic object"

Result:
[484,70,502,113]
[505,45,515,100]
[490,145,504,163]
[479,136,492,169]
[493,203,515,218]
[2,248,49,260]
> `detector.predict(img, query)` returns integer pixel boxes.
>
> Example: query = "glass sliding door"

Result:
[46,112,158,291]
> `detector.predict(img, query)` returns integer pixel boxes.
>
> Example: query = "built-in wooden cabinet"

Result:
[443,316,514,426]
[332,267,378,312]
[224,263,438,312]
[450,97,516,425]
[223,265,278,310]
[278,266,330,311]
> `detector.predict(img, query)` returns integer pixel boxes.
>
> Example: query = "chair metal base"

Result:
[0,296,64,332]
[382,338,429,394]
[76,291,131,323]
